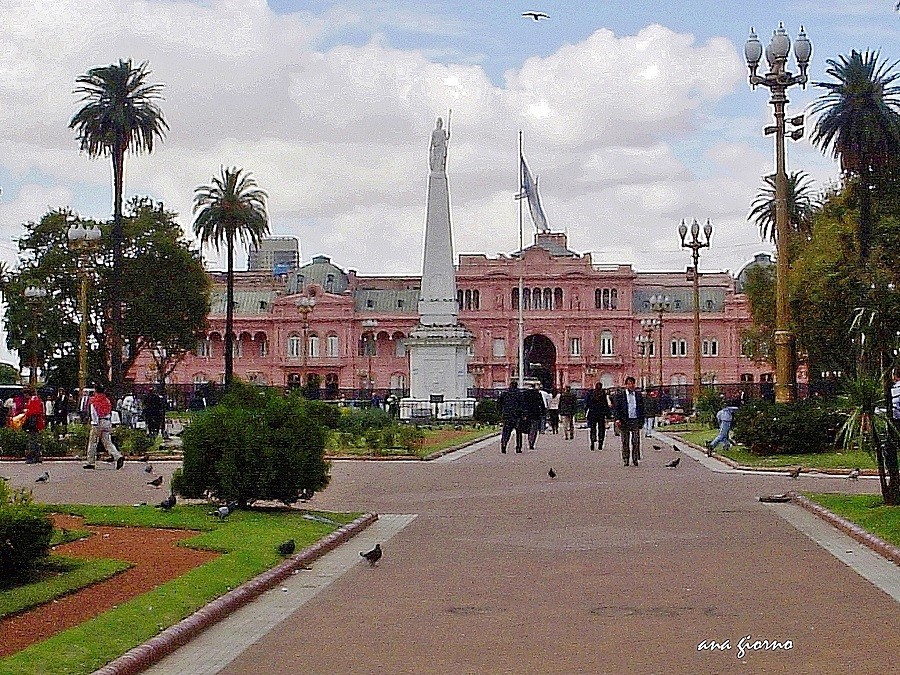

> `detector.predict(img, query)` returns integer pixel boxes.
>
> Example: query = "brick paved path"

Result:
[5,430,899,674]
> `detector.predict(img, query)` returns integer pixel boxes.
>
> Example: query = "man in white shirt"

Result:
[613,376,645,467]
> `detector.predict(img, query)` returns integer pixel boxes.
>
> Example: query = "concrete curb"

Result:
[789,493,900,567]
[423,431,500,461]
[92,512,379,675]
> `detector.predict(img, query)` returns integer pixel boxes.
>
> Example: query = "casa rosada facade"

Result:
[129,233,775,394]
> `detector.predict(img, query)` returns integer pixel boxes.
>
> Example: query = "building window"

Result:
[366,298,374,308]
[288,336,302,358]
[308,334,320,358]
[326,335,339,357]
[671,338,687,357]
[232,340,242,358]
[595,289,602,309]
[554,287,563,309]
[359,333,376,357]
[493,338,506,358]
[702,339,719,357]
[740,373,754,383]
[324,273,335,292]
[395,338,406,358]
[760,372,774,383]
[390,373,406,391]
[532,287,543,310]
[543,287,552,309]
[570,337,581,356]
[512,288,519,310]
[197,339,212,358]
[600,331,614,356]
[193,373,206,385]
[610,289,618,310]
[473,289,480,310]
[259,340,269,357]
[674,299,682,310]
[458,290,464,309]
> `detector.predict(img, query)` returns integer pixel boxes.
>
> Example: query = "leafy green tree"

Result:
[192,167,270,389]
[748,171,818,243]
[740,264,776,366]
[0,363,19,385]
[70,59,168,394]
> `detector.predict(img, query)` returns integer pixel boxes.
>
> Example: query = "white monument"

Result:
[401,117,475,420]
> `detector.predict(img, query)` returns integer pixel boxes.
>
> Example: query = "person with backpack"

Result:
[83,384,124,470]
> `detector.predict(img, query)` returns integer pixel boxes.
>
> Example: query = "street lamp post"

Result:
[361,318,378,393]
[679,218,713,402]
[67,220,102,406]
[635,335,648,387]
[745,23,812,403]
[297,296,317,394]
[639,317,659,387]
[649,295,671,389]
[23,286,48,386]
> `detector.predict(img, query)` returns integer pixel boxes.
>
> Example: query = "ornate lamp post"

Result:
[679,218,713,402]
[745,23,811,403]
[649,295,671,388]
[23,286,48,386]
[297,296,317,393]
[639,317,659,387]
[361,318,378,392]
[635,335,648,387]
[67,220,102,405]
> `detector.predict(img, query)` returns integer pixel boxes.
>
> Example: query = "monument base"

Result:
[400,398,476,421]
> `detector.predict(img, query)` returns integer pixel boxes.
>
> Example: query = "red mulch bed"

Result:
[0,514,218,658]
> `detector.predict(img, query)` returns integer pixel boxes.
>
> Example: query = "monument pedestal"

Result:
[400,324,474,420]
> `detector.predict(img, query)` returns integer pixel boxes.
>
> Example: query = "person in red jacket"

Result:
[83,384,124,470]
[23,389,46,464]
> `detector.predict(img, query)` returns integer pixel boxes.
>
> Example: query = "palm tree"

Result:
[69,59,168,393]
[748,171,818,242]
[810,50,900,262]
[193,167,269,389]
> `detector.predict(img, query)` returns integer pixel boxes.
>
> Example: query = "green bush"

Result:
[0,506,53,583]
[695,388,725,428]
[111,426,154,456]
[297,398,342,429]
[473,398,501,425]
[0,427,28,457]
[395,424,424,452]
[732,399,844,456]
[176,391,329,506]
[338,407,392,436]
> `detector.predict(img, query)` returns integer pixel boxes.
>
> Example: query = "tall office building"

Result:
[248,236,300,275]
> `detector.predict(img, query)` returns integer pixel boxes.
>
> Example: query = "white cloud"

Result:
[0,0,800,279]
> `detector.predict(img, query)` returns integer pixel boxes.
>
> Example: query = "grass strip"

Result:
[669,429,877,471]
[0,557,131,619]
[416,427,498,458]
[0,504,359,675]
[804,493,900,549]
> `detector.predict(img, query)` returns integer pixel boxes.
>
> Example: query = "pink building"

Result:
[129,233,773,395]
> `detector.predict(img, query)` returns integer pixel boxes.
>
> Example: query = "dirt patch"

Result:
[0,514,218,658]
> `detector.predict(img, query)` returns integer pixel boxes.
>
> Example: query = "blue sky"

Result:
[0,0,898,364]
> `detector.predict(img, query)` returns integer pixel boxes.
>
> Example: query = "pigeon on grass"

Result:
[157,494,176,510]
[277,539,295,555]
[209,505,231,520]
[360,543,382,566]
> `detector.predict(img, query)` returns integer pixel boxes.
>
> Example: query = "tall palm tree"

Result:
[748,171,818,242]
[810,50,900,262]
[193,167,269,389]
[69,59,168,393]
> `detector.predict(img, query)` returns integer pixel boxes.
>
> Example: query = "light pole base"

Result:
[774,330,797,403]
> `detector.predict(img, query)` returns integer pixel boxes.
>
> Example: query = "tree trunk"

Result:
[224,235,234,390]
[109,140,125,397]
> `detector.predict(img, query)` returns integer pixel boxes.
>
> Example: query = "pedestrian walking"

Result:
[83,384,124,470]
[644,389,659,437]
[706,401,740,455]
[558,385,578,440]
[547,388,561,434]
[539,387,551,433]
[23,389,46,464]
[585,382,611,451]
[143,390,165,439]
[521,383,547,450]
[499,381,525,454]
[613,376,645,467]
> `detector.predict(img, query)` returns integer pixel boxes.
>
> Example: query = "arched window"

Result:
[554,287,563,309]
[702,339,719,357]
[512,287,519,310]
[670,337,687,357]
[602,288,610,310]
[394,335,406,357]
[473,289,480,310]
[595,289,602,309]
[533,287,543,310]
[197,339,212,358]
[308,334,320,358]
[288,335,302,358]
[457,290,464,309]
[543,288,552,309]
[359,332,376,357]
[258,340,269,357]
[600,330,614,356]
[610,289,618,310]
[464,289,472,310]
[326,335,339,357]
[740,373,754,383]
[523,288,532,310]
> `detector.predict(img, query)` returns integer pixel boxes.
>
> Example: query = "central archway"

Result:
[524,334,556,390]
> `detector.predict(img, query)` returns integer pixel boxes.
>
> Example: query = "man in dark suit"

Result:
[521,383,547,450]
[613,376,645,466]
[499,381,524,454]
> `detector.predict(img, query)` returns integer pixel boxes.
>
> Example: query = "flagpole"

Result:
[517,130,525,388]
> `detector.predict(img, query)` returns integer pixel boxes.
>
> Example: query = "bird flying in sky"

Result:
[523,11,549,21]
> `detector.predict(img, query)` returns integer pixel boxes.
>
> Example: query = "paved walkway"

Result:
[3,429,899,673]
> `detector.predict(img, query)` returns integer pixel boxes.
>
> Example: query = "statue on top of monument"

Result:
[429,116,450,174]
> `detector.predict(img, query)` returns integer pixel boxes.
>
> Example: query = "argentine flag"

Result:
[518,156,550,233]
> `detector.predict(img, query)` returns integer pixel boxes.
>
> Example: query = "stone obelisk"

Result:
[401,117,475,419]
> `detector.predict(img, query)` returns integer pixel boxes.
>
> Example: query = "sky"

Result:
[1,0,899,364]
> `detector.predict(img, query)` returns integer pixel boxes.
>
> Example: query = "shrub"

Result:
[177,392,329,506]
[338,407,392,436]
[732,399,844,456]
[694,388,725,428]
[0,506,53,583]
[112,426,154,456]
[0,427,28,457]
[298,398,342,429]
[395,425,424,452]
[473,398,501,425]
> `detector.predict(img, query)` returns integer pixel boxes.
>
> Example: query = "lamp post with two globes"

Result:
[67,220,103,404]
[23,286,48,386]
[679,218,713,402]
[649,295,671,388]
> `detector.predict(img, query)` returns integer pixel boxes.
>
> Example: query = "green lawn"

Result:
[327,425,498,459]
[805,493,900,549]
[0,557,131,620]
[666,428,877,471]
[0,504,360,675]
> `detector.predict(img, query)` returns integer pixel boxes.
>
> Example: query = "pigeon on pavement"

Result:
[665,457,680,468]
[35,471,49,483]
[144,464,153,473]
[652,444,662,451]
[548,467,556,478]
[673,445,681,452]
[157,494,176,510]
[147,475,164,487]
[277,539,295,555]
[758,493,792,503]
[788,466,802,479]
[360,543,382,566]
[848,468,860,481]
[137,455,149,463]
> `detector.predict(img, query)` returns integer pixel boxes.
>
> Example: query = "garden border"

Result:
[789,493,900,567]
[92,512,378,675]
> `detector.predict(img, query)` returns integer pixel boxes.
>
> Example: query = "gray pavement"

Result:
[3,429,899,674]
